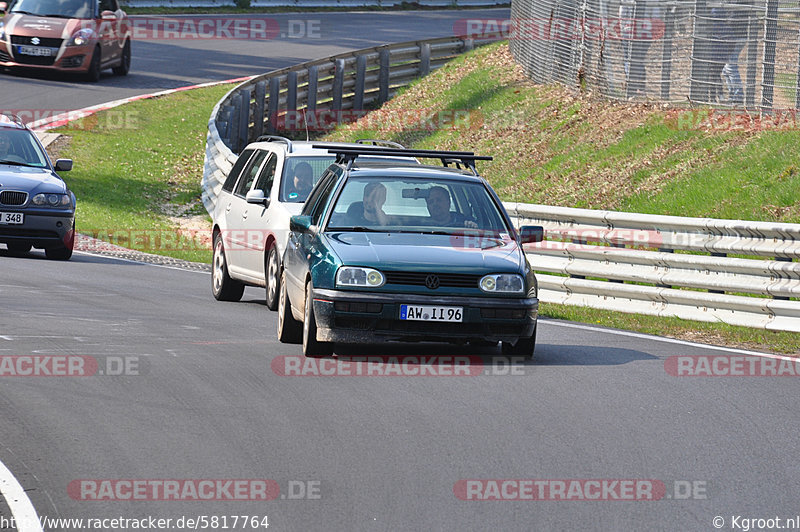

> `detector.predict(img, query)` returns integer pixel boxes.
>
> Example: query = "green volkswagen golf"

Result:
[277,146,544,359]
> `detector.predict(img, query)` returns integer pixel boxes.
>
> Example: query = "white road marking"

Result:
[542,319,797,360]
[0,458,43,532]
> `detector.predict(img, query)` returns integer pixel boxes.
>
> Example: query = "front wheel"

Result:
[303,281,332,358]
[85,46,101,82]
[212,233,244,301]
[277,271,302,343]
[112,39,131,76]
[265,245,279,311]
[501,324,537,360]
[45,223,74,260]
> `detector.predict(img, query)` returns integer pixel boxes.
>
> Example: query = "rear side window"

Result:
[222,149,254,193]
[234,150,268,197]
[254,153,278,196]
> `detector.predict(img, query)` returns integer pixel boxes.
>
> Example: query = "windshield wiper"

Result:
[10,10,36,14]
[327,226,384,232]
[41,13,71,17]
[0,160,37,168]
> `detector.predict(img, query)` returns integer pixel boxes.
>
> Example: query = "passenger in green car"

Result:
[345,182,388,226]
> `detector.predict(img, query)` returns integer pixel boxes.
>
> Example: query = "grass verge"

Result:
[49,84,234,263]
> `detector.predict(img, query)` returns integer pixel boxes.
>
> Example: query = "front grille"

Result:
[11,53,57,66]
[0,191,28,206]
[384,271,481,289]
[10,35,63,47]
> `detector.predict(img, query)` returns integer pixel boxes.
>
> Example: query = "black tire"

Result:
[45,245,72,260]
[277,271,302,343]
[45,223,74,260]
[303,281,332,358]
[86,46,101,82]
[112,39,130,76]
[6,243,31,253]
[265,244,279,311]
[501,324,537,360]
[212,233,244,301]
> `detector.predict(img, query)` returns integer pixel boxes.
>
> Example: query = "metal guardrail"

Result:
[505,202,800,331]
[202,36,486,212]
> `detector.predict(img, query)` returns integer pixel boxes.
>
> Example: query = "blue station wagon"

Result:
[277,145,544,359]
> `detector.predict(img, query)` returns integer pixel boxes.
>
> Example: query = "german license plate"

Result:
[17,46,54,56]
[0,212,23,224]
[400,304,462,322]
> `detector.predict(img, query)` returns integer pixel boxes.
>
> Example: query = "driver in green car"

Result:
[425,186,478,228]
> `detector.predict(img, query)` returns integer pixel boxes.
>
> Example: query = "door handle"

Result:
[225,203,232,212]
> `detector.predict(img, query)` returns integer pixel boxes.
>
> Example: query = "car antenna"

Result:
[302,108,310,142]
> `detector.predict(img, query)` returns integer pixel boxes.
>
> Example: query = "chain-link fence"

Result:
[508,0,800,109]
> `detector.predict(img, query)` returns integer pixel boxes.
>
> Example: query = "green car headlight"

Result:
[480,274,524,294]
[336,267,385,288]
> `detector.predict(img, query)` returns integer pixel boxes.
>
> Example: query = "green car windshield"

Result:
[326,176,512,235]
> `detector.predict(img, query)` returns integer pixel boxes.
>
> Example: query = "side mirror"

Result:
[520,225,544,244]
[289,215,312,234]
[0,2,8,13]
[245,189,269,207]
[54,159,73,172]
[101,10,116,19]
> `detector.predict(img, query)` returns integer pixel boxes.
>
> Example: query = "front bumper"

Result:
[0,42,90,71]
[312,288,538,344]
[0,211,74,249]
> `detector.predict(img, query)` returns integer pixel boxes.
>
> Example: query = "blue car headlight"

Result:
[480,274,525,294]
[336,266,385,288]
[32,193,71,207]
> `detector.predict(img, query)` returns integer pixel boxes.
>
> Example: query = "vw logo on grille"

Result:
[425,274,440,290]
[31,37,40,45]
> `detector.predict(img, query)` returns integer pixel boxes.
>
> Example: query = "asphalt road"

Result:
[0,9,510,117]
[1,249,798,531]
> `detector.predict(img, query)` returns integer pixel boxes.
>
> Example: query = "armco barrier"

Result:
[203,36,486,213]
[505,202,800,332]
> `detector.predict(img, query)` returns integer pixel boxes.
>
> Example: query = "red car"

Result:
[0,0,130,81]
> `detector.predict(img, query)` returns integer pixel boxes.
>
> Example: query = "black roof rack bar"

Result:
[256,135,293,153]
[355,138,406,149]
[312,144,492,175]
